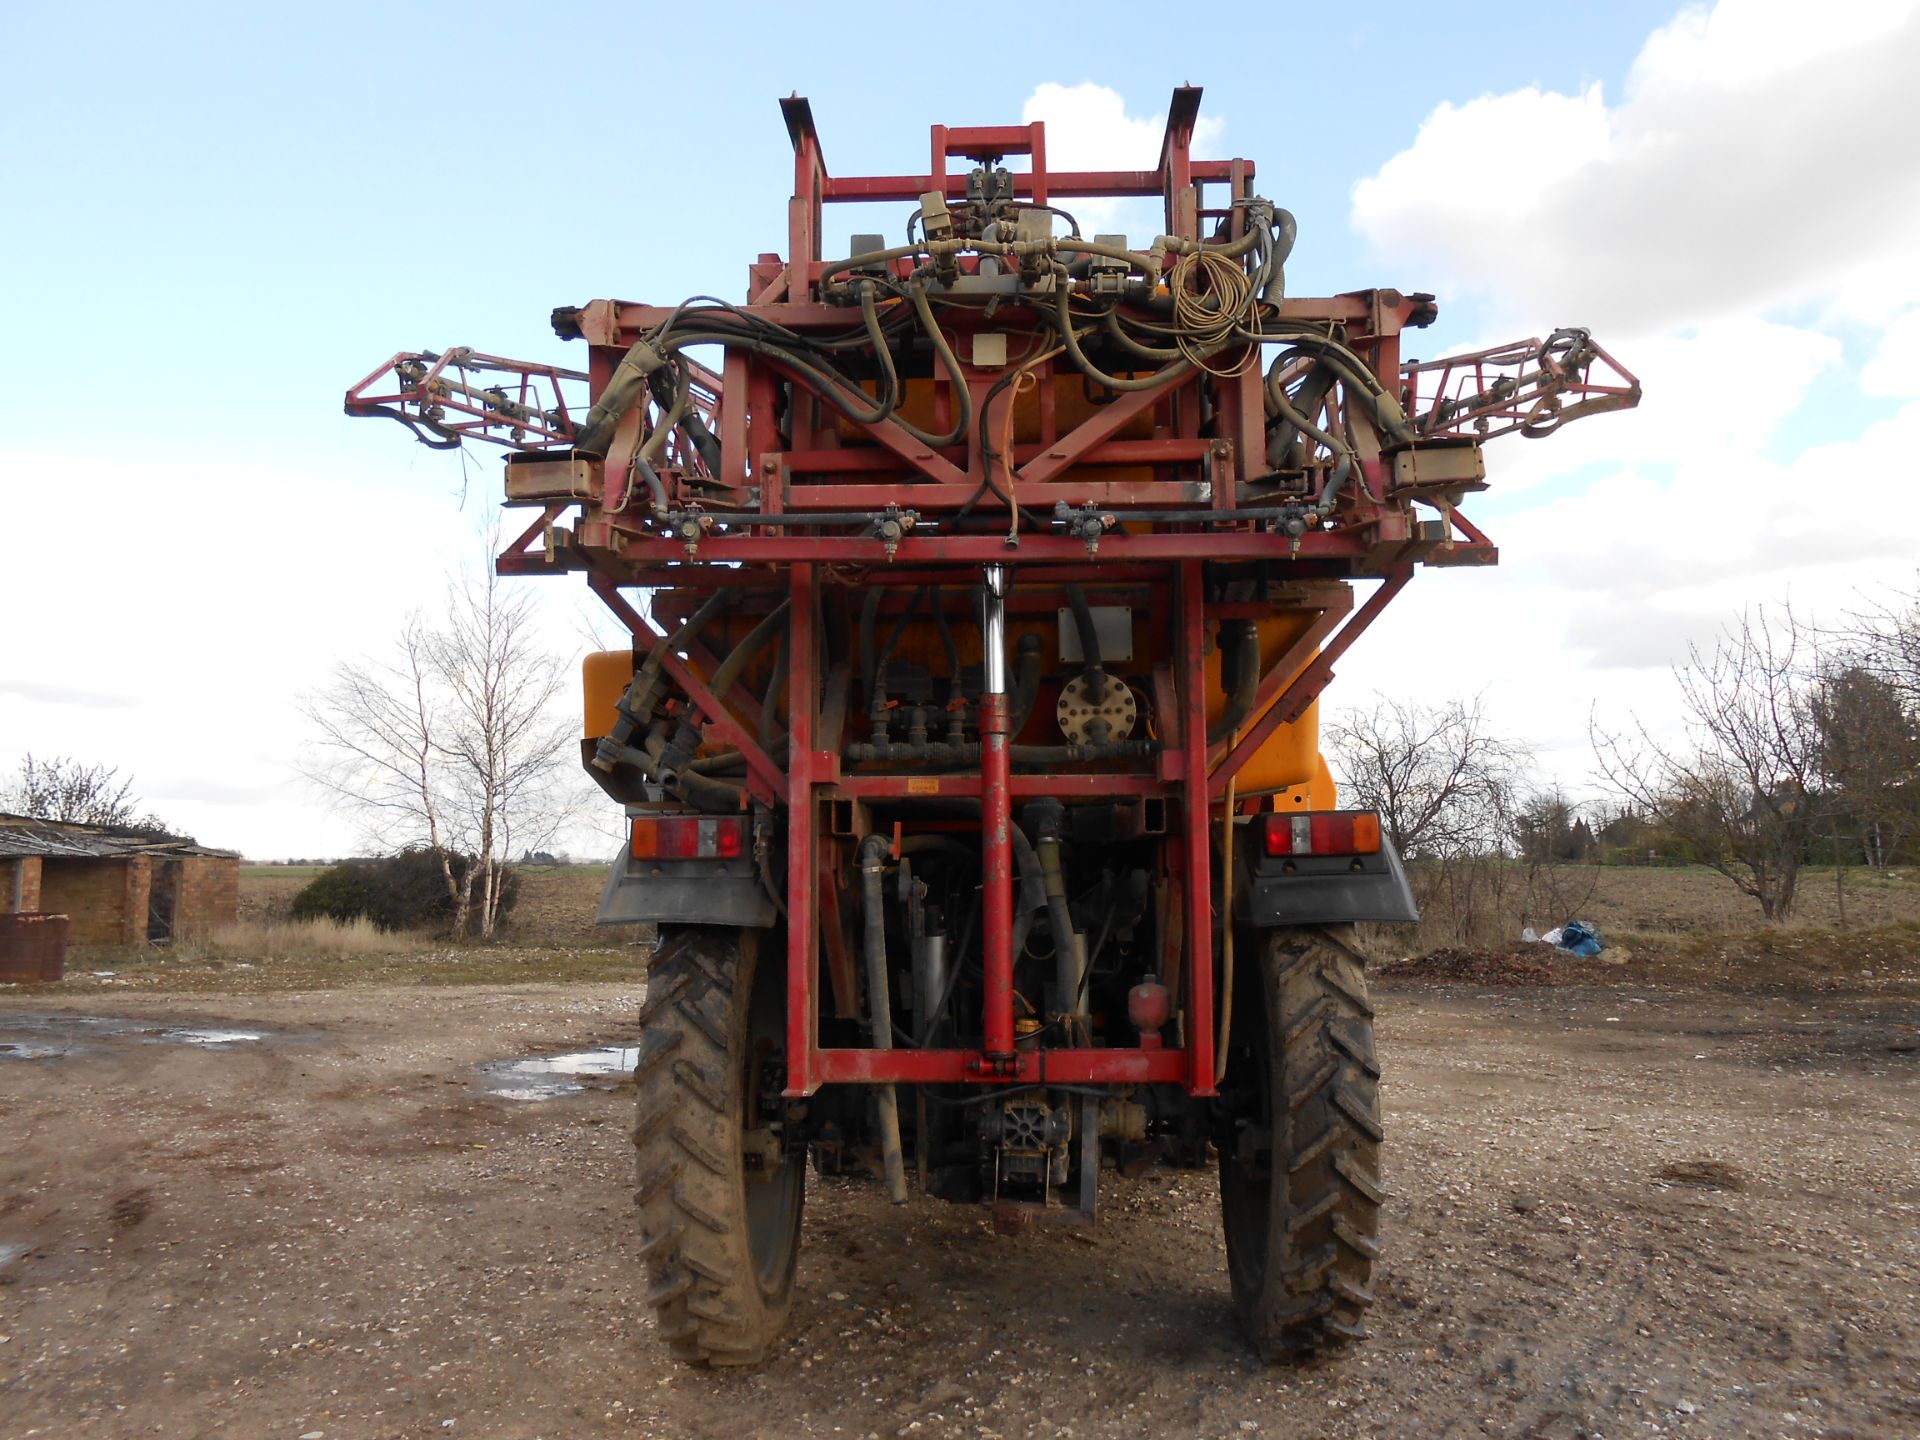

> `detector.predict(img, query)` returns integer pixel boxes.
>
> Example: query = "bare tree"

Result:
[3,754,183,838]
[1839,577,1920,711]
[1328,695,1530,947]
[303,535,577,937]
[1594,608,1822,922]
[1328,695,1527,860]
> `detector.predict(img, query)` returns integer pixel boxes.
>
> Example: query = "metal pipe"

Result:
[979,564,1014,1062]
[858,835,909,1205]
[1029,801,1088,1035]
[913,930,948,1047]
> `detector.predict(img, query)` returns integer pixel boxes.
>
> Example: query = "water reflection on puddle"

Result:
[159,1028,266,1047]
[479,1046,639,1101]
[0,1014,270,1058]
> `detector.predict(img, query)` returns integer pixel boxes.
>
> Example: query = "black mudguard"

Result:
[1233,833,1419,928]
[596,848,777,927]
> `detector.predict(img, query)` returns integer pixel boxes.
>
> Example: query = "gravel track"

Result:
[1,975,1915,1439]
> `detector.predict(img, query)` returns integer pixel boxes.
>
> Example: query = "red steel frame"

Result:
[494,91,1488,1101]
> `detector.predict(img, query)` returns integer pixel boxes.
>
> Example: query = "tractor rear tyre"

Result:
[632,926,803,1366]
[1218,924,1383,1361]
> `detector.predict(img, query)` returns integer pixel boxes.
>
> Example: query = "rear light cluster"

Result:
[1262,810,1382,857]
[631,815,745,861]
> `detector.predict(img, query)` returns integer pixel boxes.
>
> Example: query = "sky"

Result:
[2,0,1916,858]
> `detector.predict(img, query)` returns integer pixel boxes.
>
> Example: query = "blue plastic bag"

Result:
[1556,920,1603,957]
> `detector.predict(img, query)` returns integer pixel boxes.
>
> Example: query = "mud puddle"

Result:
[0,1013,271,1059]
[477,1044,638,1101]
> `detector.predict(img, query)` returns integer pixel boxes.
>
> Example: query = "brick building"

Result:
[0,813,240,946]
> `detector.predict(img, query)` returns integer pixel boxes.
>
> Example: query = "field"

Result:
[2,863,1917,1437]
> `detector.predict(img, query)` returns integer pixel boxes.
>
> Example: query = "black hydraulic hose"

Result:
[929,584,961,682]
[591,586,736,774]
[1007,633,1043,737]
[709,600,790,701]
[1100,306,1183,362]
[876,586,930,680]
[1207,620,1261,746]
[870,586,931,744]
[857,836,909,1205]
[578,325,902,458]
[1313,454,1356,520]
[1265,358,1353,461]
[1008,824,1046,953]
[859,281,899,414]
[1267,363,1338,467]
[759,634,788,748]
[626,455,670,518]
[667,769,745,812]
[710,602,791,706]
[1053,274,1197,394]
[1259,207,1297,304]
[1064,584,1107,706]
[896,284,973,449]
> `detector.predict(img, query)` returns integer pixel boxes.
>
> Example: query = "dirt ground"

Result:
[3,967,1917,1440]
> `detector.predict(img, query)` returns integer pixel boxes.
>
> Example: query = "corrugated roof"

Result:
[0,813,238,860]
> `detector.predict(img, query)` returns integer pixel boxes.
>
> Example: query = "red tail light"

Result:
[1261,810,1382,857]
[631,815,746,860]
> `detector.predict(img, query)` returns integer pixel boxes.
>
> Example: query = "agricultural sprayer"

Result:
[348,89,1637,1365]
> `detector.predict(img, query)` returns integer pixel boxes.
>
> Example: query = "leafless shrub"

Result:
[1594,607,1823,922]
[3,755,182,838]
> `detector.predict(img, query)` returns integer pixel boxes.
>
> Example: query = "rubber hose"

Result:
[1007,633,1044,737]
[896,285,973,449]
[1065,584,1108,706]
[759,634,788,747]
[1207,621,1261,746]
[1054,276,1197,393]
[1101,306,1183,362]
[709,600,790,701]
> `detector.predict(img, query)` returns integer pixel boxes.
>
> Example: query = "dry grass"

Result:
[178,916,433,959]
[36,867,648,994]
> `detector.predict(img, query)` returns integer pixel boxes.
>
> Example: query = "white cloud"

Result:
[1020,83,1226,242]
[1862,307,1920,395]
[1351,1,1920,337]
[0,446,596,859]
[1338,0,1920,790]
